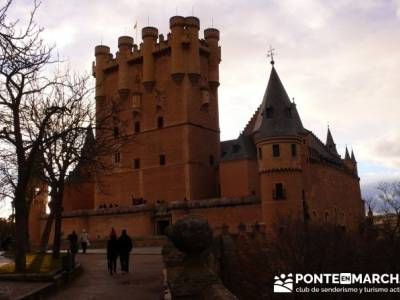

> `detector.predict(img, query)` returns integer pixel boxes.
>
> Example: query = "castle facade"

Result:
[30,16,364,244]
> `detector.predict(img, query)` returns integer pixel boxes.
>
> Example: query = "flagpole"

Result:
[134,20,138,44]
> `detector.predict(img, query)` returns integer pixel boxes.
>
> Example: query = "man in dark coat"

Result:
[107,230,118,275]
[118,229,133,273]
[67,231,79,254]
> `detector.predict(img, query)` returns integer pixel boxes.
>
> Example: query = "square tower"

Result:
[93,17,221,207]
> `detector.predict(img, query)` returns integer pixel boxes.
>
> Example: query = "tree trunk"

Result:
[39,211,55,253]
[52,190,64,259]
[14,190,28,272]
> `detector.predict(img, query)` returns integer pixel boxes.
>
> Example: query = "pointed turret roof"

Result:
[344,146,350,160]
[326,127,339,155]
[81,125,95,162]
[67,125,95,183]
[252,66,304,141]
[351,149,356,162]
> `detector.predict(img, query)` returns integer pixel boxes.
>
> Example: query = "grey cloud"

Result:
[5,0,400,179]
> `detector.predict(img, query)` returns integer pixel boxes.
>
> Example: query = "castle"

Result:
[30,16,364,245]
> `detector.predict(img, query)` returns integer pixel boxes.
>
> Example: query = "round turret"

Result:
[185,17,200,81]
[117,36,133,95]
[118,36,134,48]
[204,28,219,40]
[142,27,158,39]
[141,27,158,89]
[204,28,220,88]
[169,16,185,81]
[95,45,110,56]
[169,16,185,28]
[185,16,200,29]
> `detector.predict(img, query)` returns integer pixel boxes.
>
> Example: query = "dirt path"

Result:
[48,253,163,300]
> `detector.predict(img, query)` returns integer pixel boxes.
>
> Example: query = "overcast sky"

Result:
[1,0,399,217]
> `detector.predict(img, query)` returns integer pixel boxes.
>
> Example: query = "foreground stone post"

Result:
[168,215,237,300]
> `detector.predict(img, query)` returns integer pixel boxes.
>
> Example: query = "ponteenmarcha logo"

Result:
[273,273,400,294]
[274,273,293,293]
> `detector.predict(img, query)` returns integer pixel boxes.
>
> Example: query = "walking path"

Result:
[48,252,164,300]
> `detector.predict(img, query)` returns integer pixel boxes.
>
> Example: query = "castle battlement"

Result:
[93,16,221,98]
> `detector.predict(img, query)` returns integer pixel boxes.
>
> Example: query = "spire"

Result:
[81,125,95,162]
[252,66,304,141]
[344,146,350,160]
[351,149,356,162]
[326,127,338,155]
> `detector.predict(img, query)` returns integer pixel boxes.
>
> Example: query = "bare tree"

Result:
[377,181,400,242]
[0,0,65,272]
[37,71,94,258]
[37,72,135,256]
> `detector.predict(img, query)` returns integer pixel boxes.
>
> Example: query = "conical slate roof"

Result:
[81,125,95,161]
[252,66,304,141]
[344,147,350,160]
[351,149,356,162]
[326,127,339,155]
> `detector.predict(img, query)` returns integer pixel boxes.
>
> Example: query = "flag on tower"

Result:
[134,21,137,30]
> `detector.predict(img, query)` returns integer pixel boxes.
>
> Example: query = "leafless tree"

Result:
[0,0,64,272]
[37,71,94,258]
[377,181,400,242]
[36,72,135,256]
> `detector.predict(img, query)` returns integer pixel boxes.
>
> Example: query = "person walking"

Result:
[107,229,118,275]
[80,229,90,254]
[67,230,79,254]
[118,229,132,273]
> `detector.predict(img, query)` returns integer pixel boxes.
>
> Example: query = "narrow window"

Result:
[134,158,140,169]
[113,126,119,138]
[258,147,263,160]
[266,107,273,118]
[286,107,292,118]
[134,121,140,134]
[272,144,280,157]
[114,151,120,163]
[275,183,285,199]
[157,116,164,129]
[209,155,214,166]
[159,154,166,166]
[291,144,297,157]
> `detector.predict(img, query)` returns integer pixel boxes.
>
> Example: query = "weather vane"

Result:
[267,44,276,66]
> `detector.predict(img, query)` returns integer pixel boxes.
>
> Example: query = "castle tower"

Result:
[28,177,48,248]
[251,65,306,227]
[91,17,221,207]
